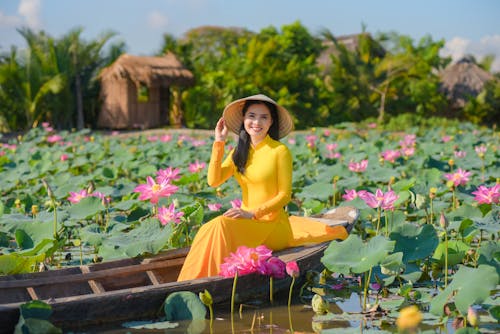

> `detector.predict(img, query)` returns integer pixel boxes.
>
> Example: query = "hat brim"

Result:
[222,94,294,139]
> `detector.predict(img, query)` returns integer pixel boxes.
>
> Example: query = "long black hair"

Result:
[232,100,280,174]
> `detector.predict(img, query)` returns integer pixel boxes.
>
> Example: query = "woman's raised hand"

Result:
[215,117,228,142]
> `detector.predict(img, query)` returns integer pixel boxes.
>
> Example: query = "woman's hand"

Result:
[223,208,254,219]
[215,117,228,142]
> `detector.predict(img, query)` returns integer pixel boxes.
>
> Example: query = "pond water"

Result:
[80,291,468,334]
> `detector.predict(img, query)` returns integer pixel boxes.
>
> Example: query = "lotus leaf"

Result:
[321,235,395,275]
[432,240,469,266]
[122,320,179,329]
[15,229,33,249]
[0,252,45,274]
[430,264,499,316]
[390,223,438,262]
[97,218,173,260]
[68,196,105,220]
[164,291,207,321]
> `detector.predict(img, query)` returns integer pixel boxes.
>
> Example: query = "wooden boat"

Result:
[0,206,359,333]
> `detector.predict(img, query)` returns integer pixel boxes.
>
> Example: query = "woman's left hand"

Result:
[223,208,254,219]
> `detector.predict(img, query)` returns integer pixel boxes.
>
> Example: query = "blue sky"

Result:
[1,0,500,71]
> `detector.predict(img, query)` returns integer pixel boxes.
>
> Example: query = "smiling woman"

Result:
[176,94,348,281]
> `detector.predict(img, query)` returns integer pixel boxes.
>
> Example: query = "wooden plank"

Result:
[26,287,39,300]
[0,257,186,290]
[146,271,161,285]
[80,266,106,294]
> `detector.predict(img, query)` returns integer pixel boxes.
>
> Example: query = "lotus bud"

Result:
[439,212,448,229]
[41,178,54,199]
[448,159,454,167]
[286,261,300,278]
[429,187,437,199]
[333,175,339,183]
[15,198,21,209]
[31,205,39,216]
[396,305,422,331]
[311,294,329,315]
[467,306,479,328]
[87,181,95,194]
[199,289,213,306]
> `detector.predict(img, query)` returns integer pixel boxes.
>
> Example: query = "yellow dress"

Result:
[177,135,348,281]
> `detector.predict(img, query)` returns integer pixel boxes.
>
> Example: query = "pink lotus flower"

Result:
[305,135,317,149]
[444,168,472,187]
[400,147,415,158]
[286,261,300,278]
[381,150,401,163]
[188,160,206,173]
[399,134,416,148]
[323,129,331,137]
[259,257,286,279]
[326,143,338,152]
[472,184,500,204]
[441,135,452,143]
[288,138,296,145]
[454,150,467,158]
[348,160,368,173]
[367,123,377,129]
[60,154,69,161]
[133,176,179,204]
[359,189,399,210]
[158,203,184,225]
[41,122,50,128]
[475,144,487,157]
[91,191,110,205]
[230,199,242,208]
[111,131,120,136]
[156,167,181,183]
[208,203,222,211]
[47,135,63,143]
[191,139,206,147]
[342,189,368,201]
[220,245,273,277]
[160,134,172,142]
[327,152,342,159]
[68,189,89,203]
[147,135,158,142]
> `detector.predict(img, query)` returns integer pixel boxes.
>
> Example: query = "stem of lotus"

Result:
[288,276,295,333]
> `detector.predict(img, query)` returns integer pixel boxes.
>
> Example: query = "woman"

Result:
[177,94,347,281]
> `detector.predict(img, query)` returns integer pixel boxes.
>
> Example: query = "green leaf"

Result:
[97,218,173,260]
[19,300,53,320]
[164,291,207,321]
[430,265,498,316]
[390,223,438,262]
[15,229,34,249]
[15,318,62,334]
[68,196,105,220]
[321,235,395,274]
[432,240,469,266]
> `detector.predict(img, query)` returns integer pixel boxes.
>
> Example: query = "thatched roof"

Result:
[99,52,194,86]
[317,33,386,70]
[439,57,494,108]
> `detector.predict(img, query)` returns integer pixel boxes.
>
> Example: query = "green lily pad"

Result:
[321,235,395,274]
[390,223,438,263]
[430,264,499,316]
[164,291,207,321]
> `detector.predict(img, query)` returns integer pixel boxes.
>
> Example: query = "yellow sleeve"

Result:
[254,145,292,219]
[207,141,234,187]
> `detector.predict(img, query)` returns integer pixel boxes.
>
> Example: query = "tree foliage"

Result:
[0,22,498,132]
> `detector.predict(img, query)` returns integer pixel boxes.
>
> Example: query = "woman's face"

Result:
[243,103,273,144]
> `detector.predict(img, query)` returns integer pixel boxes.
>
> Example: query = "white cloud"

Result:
[441,35,500,72]
[147,11,168,29]
[18,0,42,29]
[0,11,23,27]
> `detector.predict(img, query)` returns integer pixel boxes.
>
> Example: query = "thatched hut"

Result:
[439,57,494,109]
[97,52,194,129]
[317,33,386,73]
